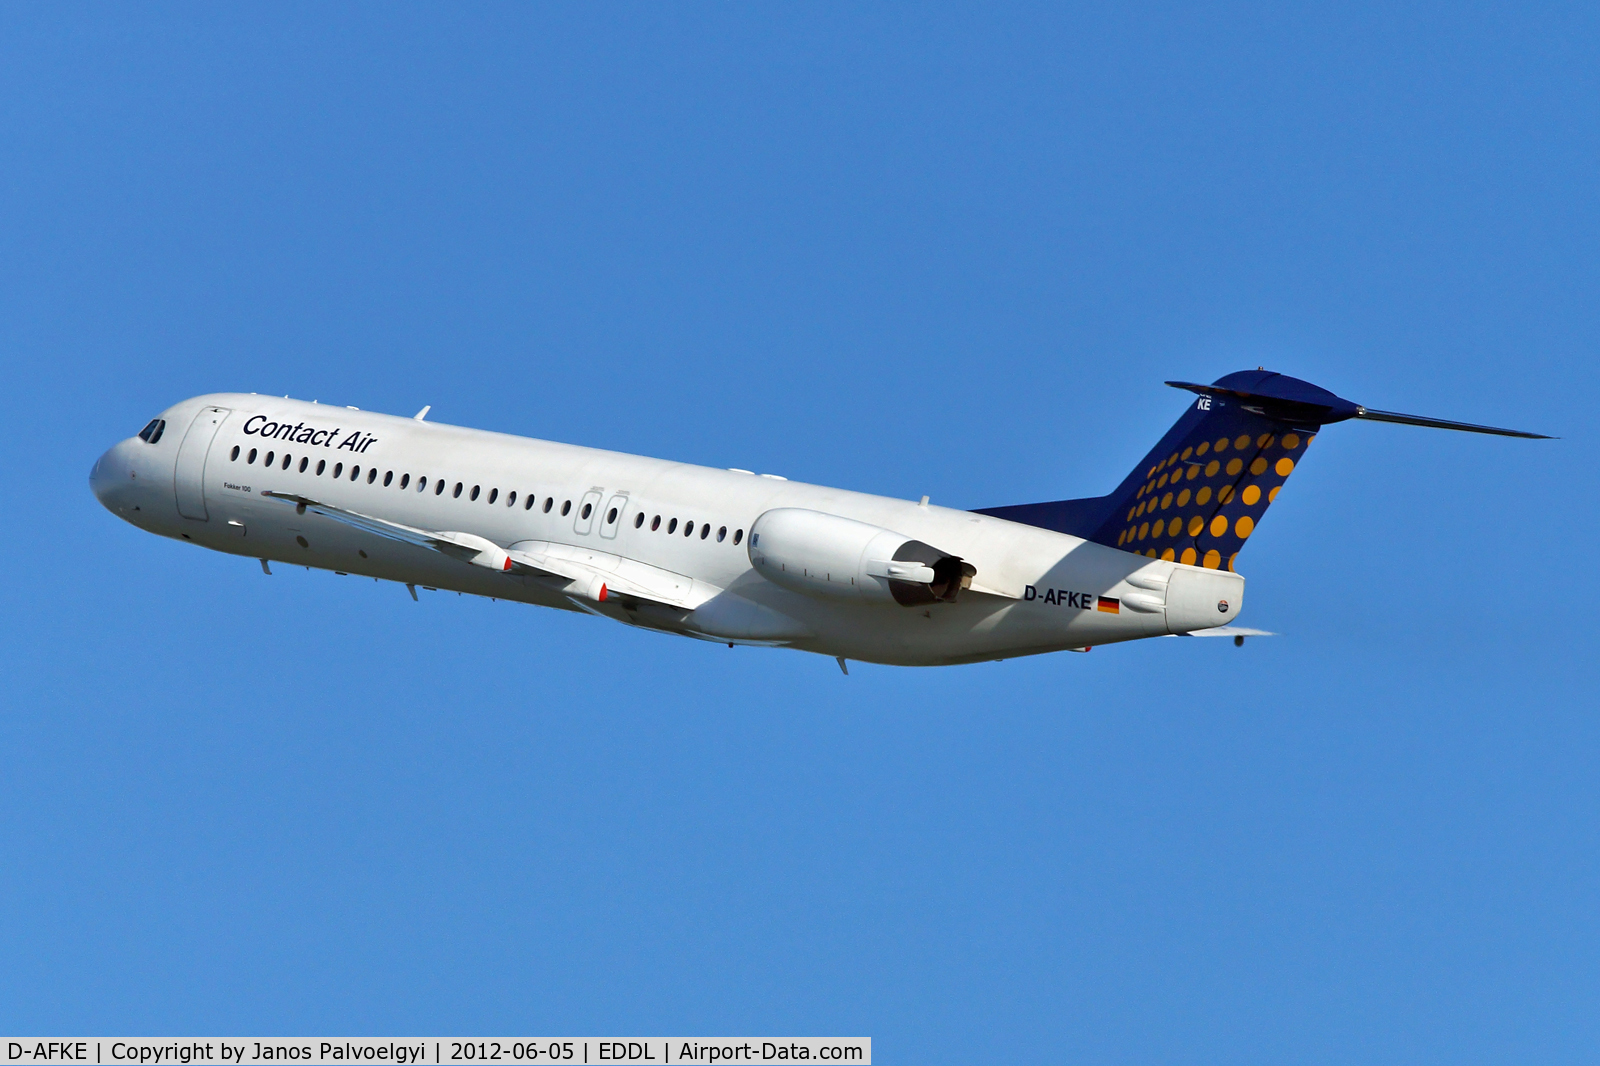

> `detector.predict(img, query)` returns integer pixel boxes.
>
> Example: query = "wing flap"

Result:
[507,540,716,611]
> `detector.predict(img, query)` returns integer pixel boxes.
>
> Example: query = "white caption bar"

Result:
[2,1041,869,1066]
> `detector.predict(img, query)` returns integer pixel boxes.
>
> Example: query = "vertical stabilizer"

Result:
[975,369,1547,570]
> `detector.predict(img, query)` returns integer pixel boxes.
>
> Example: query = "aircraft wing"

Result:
[261,490,526,568]
[260,490,711,613]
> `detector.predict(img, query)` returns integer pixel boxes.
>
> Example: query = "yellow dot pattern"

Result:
[1112,423,1312,569]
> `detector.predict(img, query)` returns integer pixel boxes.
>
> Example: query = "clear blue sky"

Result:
[2,4,1596,1061]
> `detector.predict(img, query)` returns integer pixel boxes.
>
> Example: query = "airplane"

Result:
[90,370,1547,670]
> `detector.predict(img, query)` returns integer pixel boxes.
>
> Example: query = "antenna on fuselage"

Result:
[414,405,431,422]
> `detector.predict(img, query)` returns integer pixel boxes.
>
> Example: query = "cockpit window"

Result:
[137,419,165,444]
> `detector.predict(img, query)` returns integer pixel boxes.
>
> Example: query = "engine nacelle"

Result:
[748,508,975,606]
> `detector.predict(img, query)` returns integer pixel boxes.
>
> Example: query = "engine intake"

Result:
[748,508,975,607]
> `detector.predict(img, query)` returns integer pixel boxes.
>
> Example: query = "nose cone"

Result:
[90,439,140,516]
[89,448,115,507]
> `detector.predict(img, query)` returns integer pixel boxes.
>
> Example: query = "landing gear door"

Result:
[573,487,605,536]
[598,493,629,540]
[174,406,231,521]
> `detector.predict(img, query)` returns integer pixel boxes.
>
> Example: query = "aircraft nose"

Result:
[90,440,135,513]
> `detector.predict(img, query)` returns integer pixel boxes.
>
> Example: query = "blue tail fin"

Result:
[975,369,1548,570]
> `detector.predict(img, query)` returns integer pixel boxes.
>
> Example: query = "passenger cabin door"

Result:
[174,406,231,520]
[598,493,629,540]
[573,488,605,536]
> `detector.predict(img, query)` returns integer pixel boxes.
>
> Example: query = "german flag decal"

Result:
[1097,595,1120,614]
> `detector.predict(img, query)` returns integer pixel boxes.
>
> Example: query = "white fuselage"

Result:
[91,394,1244,666]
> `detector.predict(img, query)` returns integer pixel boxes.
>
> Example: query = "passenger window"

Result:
[333,463,343,478]
[561,500,571,516]
[417,476,426,491]
[684,521,694,537]
[543,497,553,513]
[525,495,536,510]
[701,524,710,540]
[506,491,516,507]
[436,480,446,495]
[367,468,377,484]
[137,419,159,442]
[299,457,308,472]
[400,474,410,489]
[264,451,275,466]
[248,449,258,464]
[317,459,326,475]
[607,507,618,524]
[733,529,743,545]
[453,482,463,498]
[470,485,480,501]
[652,515,661,531]
[384,471,393,487]
[231,445,240,461]
[634,513,645,528]
[717,526,726,542]
[580,502,592,519]
[488,488,498,504]
[282,454,292,470]
[350,465,361,481]
[667,518,678,534]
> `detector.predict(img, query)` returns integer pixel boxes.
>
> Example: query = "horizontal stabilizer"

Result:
[1165,625,1276,638]
[1165,375,1551,437]
[1350,407,1552,438]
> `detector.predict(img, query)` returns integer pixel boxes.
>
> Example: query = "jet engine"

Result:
[748,508,975,606]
